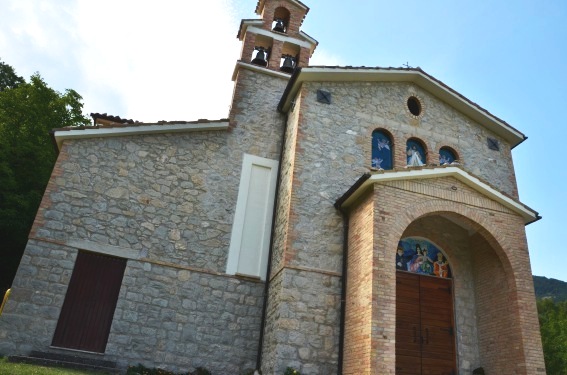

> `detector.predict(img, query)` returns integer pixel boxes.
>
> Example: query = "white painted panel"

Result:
[226,154,278,280]
[237,164,271,276]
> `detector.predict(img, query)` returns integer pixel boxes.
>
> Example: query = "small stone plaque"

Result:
[487,137,500,151]
[316,89,331,104]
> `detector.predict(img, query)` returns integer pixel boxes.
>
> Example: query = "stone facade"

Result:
[1,61,291,375]
[0,240,264,373]
[0,0,545,374]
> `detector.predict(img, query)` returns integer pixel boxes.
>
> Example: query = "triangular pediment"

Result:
[335,166,539,225]
[278,67,526,147]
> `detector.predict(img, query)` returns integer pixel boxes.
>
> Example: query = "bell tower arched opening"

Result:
[272,7,291,33]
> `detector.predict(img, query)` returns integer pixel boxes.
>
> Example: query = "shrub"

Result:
[193,367,212,375]
[284,367,300,375]
[126,363,212,375]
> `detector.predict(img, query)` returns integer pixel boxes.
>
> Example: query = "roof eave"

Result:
[237,19,264,40]
[51,120,230,152]
[255,0,310,17]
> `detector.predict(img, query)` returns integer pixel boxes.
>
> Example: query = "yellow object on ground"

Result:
[0,288,11,317]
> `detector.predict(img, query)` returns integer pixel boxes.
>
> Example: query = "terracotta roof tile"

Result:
[90,112,140,125]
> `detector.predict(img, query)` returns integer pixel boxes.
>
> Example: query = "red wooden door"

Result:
[52,251,126,353]
[396,271,456,375]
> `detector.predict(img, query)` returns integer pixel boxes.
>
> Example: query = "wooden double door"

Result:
[396,271,457,375]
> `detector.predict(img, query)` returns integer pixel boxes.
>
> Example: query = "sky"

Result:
[1,0,566,282]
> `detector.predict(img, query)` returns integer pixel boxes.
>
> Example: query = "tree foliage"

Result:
[0,61,24,92]
[537,298,567,374]
[0,59,90,294]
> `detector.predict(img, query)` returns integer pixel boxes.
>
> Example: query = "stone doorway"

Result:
[396,271,457,375]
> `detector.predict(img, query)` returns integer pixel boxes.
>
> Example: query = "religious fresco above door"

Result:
[396,237,451,278]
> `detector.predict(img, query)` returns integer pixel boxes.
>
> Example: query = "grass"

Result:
[0,357,113,375]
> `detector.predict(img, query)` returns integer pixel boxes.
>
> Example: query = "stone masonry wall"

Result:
[0,240,77,355]
[261,91,302,373]
[0,66,291,373]
[261,267,341,375]
[107,259,264,373]
[271,91,302,278]
[0,240,265,374]
[284,80,520,273]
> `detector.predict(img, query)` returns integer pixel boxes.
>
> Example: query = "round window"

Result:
[407,96,422,117]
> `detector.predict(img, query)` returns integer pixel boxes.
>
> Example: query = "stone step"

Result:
[29,350,117,368]
[8,352,121,374]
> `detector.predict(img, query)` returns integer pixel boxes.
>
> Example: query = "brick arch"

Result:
[384,198,532,373]
[384,198,514,278]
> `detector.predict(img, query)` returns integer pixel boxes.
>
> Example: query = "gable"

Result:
[335,166,539,225]
[278,67,526,148]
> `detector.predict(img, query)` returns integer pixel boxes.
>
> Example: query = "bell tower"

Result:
[236,0,317,74]
[228,0,318,144]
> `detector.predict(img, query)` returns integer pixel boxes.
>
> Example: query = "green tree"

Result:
[0,60,90,294]
[0,60,24,91]
[537,298,567,374]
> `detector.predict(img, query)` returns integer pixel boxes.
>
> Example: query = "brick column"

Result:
[268,39,283,71]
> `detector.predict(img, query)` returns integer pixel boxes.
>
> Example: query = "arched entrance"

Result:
[340,181,545,374]
[395,237,456,375]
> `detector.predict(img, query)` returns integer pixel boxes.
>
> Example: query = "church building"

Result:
[0,0,546,374]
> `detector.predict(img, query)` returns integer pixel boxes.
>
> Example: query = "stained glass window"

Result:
[371,130,393,170]
[439,147,457,165]
[406,139,426,166]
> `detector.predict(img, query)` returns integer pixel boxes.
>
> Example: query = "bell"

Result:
[280,55,295,73]
[273,19,285,33]
[251,49,268,66]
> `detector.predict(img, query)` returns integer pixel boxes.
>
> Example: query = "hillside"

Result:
[533,275,567,302]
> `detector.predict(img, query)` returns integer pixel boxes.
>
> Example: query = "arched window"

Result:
[439,147,458,165]
[406,139,426,166]
[371,129,393,170]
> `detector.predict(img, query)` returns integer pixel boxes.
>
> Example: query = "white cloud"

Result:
[0,0,343,122]
[0,0,244,122]
[74,0,242,121]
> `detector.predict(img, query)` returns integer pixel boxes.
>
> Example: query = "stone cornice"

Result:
[231,61,293,81]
